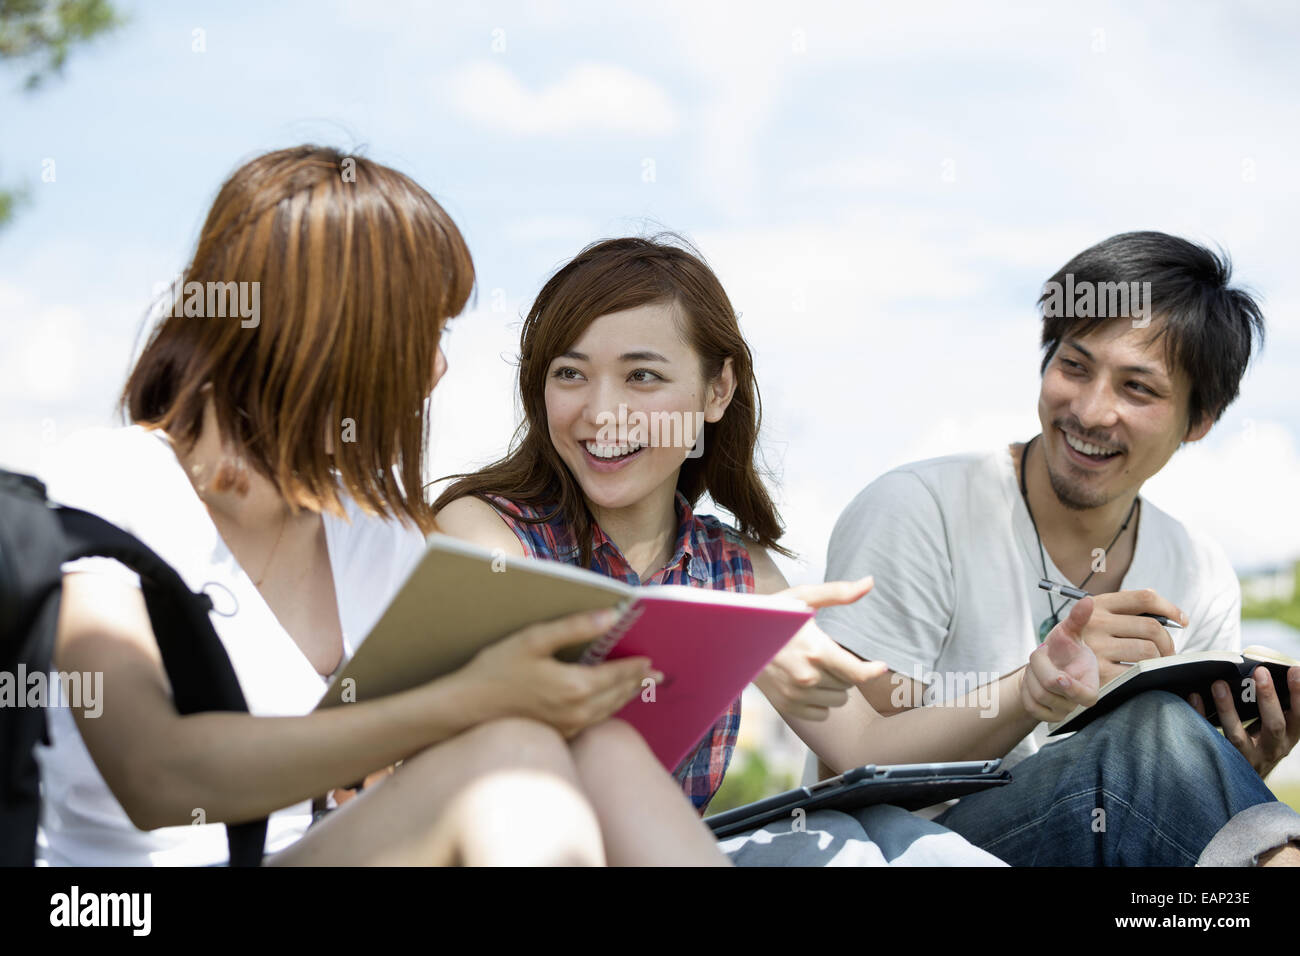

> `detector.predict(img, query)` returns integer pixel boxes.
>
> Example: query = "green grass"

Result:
[1241,563,1300,631]
[1240,566,1300,814]
[1272,782,1300,814]
[705,749,795,817]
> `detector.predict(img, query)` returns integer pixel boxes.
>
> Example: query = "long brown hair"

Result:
[435,234,790,565]
[122,145,474,533]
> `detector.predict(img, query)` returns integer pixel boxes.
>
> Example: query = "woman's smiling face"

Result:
[544,300,732,513]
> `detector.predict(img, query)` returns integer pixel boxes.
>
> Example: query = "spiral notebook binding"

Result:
[579,598,642,665]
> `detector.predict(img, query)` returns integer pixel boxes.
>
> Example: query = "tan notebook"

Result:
[1049,645,1298,736]
[317,535,627,707]
[314,534,811,770]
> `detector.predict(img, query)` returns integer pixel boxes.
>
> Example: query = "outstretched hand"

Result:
[756,577,890,722]
[1020,597,1101,723]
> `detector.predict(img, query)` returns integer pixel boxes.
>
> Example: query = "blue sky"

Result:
[4,0,1300,579]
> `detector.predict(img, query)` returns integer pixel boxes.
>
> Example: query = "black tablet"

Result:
[705,759,1011,839]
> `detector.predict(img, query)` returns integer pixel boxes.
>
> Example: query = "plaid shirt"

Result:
[486,491,753,813]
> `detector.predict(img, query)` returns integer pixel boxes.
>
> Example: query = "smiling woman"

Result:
[437,235,790,572]
[543,300,733,535]
[434,236,807,821]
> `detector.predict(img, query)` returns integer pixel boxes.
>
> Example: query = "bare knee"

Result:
[442,770,605,866]
[465,715,571,756]
[568,718,660,779]
[570,718,645,758]
[405,717,574,784]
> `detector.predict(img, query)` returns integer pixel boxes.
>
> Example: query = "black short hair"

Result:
[1037,231,1265,428]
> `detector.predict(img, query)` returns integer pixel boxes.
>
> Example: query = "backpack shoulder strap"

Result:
[56,507,268,867]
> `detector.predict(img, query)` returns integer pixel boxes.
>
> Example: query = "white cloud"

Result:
[0,284,83,405]
[424,303,527,500]
[1145,421,1300,572]
[500,214,603,245]
[443,60,677,136]
[651,0,1300,222]
[0,281,139,477]
[788,157,916,192]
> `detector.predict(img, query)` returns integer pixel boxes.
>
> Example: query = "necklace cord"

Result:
[1018,435,1138,632]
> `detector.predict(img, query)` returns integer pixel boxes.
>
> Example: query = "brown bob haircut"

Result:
[435,235,790,566]
[122,145,474,532]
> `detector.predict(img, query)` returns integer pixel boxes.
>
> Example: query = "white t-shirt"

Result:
[817,446,1241,769]
[34,425,426,866]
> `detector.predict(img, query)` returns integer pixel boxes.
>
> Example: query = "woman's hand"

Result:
[330,766,396,806]
[458,609,660,738]
[1019,597,1100,722]
[754,577,889,721]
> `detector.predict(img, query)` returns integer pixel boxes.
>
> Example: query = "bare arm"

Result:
[435,495,527,558]
[785,669,1040,773]
[860,668,926,716]
[59,571,646,831]
[59,572,497,829]
[748,551,1097,772]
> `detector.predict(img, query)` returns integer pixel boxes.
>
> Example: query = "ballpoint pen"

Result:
[1037,578,1184,629]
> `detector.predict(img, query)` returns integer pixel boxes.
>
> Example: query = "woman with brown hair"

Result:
[38,148,726,866]
[434,235,1098,865]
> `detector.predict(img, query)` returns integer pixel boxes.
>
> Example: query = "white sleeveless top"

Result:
[34,426,426,866]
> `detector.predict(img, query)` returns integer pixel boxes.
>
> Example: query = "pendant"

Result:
[1037,615,1058,643]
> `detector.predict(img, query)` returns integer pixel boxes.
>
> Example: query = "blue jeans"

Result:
[934,691,1288,866]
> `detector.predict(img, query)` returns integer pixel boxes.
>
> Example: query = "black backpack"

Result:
[0,467,267,866]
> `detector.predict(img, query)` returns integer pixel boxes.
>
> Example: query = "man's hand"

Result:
[1076,588,1185,686]
[1020,597,1100,722]
[755,577,889,721]
[1189,665,1300,779]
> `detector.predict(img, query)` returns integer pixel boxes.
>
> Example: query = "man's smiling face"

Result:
[1036,317,1213,510]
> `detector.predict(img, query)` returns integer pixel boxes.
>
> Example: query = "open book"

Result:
[316,534,812,770]
[1049,645,1297,737]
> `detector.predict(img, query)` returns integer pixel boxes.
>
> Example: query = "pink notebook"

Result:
[319,536,812,773]
[579,587,813,771]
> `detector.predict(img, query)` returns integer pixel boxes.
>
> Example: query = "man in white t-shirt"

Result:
[818,231,1300,866]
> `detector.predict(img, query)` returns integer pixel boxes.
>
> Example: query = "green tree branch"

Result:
[0,0,124,228]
